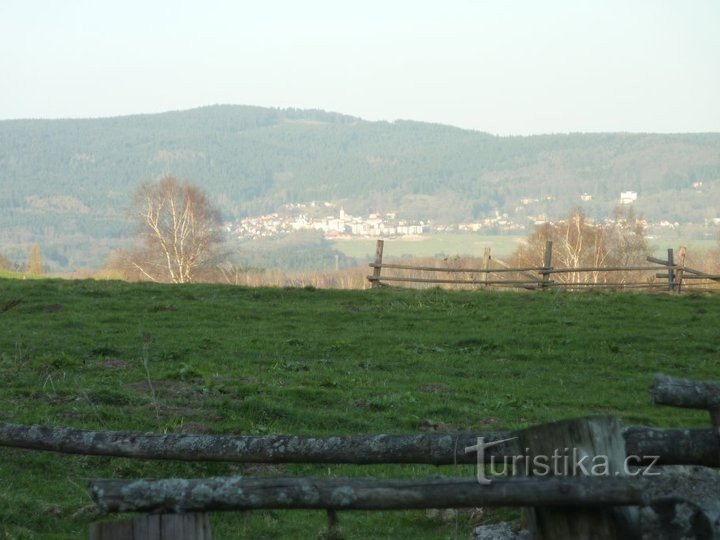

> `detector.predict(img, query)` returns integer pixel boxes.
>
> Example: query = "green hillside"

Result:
[1,278,719,537]
[1,105,720,270]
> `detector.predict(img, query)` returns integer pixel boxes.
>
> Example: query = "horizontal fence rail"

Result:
[368,262,543,274]
[90,475,718,514]
[541,265,667,274]
[652,375,720,409]
[1,422,718,466]
[367,276,541,286]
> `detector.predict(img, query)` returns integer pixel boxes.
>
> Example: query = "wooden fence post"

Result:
[675,246,686,293]
[89,513,211,540]
[517,416,639,540]
[541,240,553,289]
[666,248,675,291]
[482,247,491,287]
[371,239,384,288]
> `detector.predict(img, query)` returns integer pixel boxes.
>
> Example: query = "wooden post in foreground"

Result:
[89,513,211,540]
[517,416,639,540]
[371,239,384,288]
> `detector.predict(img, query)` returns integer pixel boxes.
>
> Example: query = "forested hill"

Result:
[1,105,720,269]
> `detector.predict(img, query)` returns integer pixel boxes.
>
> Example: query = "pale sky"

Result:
[1,0,718,135]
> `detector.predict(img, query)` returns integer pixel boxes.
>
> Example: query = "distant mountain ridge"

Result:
[1,105,719,270]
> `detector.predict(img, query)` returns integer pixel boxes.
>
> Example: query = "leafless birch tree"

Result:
[511,207,649,284]
[129,176,224,283]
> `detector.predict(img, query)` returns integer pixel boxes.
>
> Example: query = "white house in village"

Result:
[619,191,637,205]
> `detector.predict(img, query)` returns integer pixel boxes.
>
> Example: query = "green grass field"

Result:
[0,271,42,280]
[1,278,719,538]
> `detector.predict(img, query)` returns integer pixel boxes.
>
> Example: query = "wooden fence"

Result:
[2,374,720,538]
[367,240,720,292]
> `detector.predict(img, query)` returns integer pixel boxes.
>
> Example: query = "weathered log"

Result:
[1,422,717,466]
[653,374,720,438]
[89,474,720,514]
[0,422,510,464]
[517,416,639,540]
[622,427,719,467]
[652,374,720,409]
[88,513,211,540]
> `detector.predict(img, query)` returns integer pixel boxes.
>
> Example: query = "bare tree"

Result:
[27,244,44,275]
[604,205,650,283]
[128,176,225,283]
[511,207,649,284]
[512,209,604,284]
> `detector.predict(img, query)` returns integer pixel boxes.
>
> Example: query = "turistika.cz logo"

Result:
[464,437,661,485]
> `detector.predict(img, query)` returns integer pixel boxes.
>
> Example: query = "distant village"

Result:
[228,186,718,241]
[229,203,429,240]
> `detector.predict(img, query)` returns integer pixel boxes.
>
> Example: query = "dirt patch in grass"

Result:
[420,383,454,393]
[149,304,178,312]
[420,419,456,432]
[169,421,213,434]
[1,299,23,313]
[125,379,202,399]
[103,358,129,370]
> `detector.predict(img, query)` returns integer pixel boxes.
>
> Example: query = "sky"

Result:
[1,0,719,135]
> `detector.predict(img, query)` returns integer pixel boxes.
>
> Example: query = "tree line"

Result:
[2,174,719,285]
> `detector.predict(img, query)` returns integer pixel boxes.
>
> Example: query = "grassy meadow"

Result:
[1,277,719,538]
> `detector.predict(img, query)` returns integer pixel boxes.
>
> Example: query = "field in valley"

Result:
[332,232,718,267]
[0,277,719,538]
[331,234,524,262]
